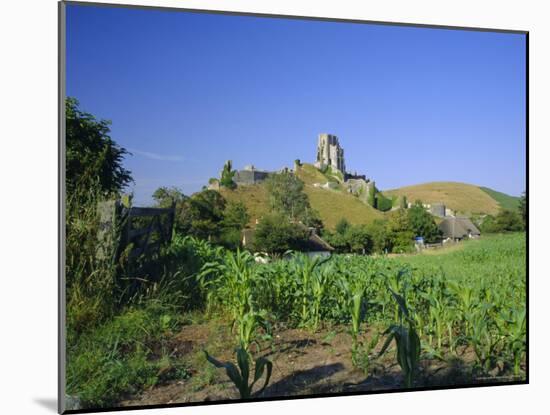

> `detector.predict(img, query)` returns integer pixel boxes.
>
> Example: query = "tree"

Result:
[222,201,250,230]
[181,190,227,240]
[387,209,414,253]
[152,186,186,208]
[480,209,523,233]
[66,97,133,196]
[495,209,524,232]
[518,191,527,229]
[407,201,442,243]
[335,218,351,236]
[220,160,236,189]
[367,219,390,254]
[300,207,324,232]
[253,213,309,255]
[399,195,408,209]
[265,171,310,221]
[345,225,372,254]
[376,193,393,212]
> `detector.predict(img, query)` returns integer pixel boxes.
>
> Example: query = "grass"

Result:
[220,184,270,227]
[479,186,521,211]
[384,181,501,215]
[304,185,382,230]
[392,233,526,281]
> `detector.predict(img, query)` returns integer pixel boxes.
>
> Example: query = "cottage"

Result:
[439,217,480,241]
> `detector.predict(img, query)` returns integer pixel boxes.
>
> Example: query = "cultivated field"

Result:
[67,232,526,408]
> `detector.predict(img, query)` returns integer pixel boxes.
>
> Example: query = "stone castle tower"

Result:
[315,133,346,173]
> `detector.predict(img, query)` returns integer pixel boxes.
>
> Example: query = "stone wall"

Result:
[234,169,271,185]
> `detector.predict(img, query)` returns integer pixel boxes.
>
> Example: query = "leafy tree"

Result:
[399,195,408,209]
[367,219,391,254]
[265,171,310,221]
[219,201,250,249]
[300,207,324,232]
[252,213,309,255]
[407,201,442,243]
[376,193,393,212]
[345,225,372,254]
[387,209,414,253]
[220,160,237,189]
[495,209,524,232]
[335,218,351,236]
[518,191,527,229]
[479,215,498,233]
[66,97,132,196]
[181,190,227,240]
[152,186,186,208]
[480,209,523,233]
[222,201,250,230]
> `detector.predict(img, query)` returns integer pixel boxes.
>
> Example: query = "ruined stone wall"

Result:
[233,169,271,185]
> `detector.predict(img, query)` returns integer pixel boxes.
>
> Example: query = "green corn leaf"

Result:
[251,356,273,396]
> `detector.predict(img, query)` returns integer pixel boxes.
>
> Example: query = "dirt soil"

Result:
[118,322,523,408]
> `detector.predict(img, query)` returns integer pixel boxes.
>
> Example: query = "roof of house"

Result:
[439,217,481,239]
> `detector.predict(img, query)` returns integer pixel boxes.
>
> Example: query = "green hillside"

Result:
[220,163,382,230]
[479,187,521,211]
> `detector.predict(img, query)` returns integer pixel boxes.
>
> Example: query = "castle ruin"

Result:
[315,133,346,173]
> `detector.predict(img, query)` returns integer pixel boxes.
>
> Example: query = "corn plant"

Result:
[233,310,271,352]
[378,287,421,388]
[496,307,526,376]
[204,347,272,399]
[290,254,330,328]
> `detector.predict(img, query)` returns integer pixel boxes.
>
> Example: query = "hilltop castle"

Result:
[314,133,346,173]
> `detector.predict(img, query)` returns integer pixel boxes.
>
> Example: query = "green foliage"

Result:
[366,219,390,254]
[386,209,414,253]
[335,218,351,235]
[376,192,393,212]
[152,186,186,208]
[324,222,372,254]
[220,160,237,189]
[220,201,251,249]
[518,191,527,229]
[252,213,309,255]
[368,185,377,208]
[179,190,227,240]
[204,347,272,399]
[265,171,310,221]
[481,209,524,233]
[407,201,442,243]
[66,97,132,197]
[67,306,189,408]
[378,288,421,387]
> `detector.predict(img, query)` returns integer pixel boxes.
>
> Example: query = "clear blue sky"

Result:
[66,4,526,205]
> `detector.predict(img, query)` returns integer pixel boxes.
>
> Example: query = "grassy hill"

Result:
[221,166,518,228]
[220,163,382,230]
[479,187,521,211]
[383,182,502,215]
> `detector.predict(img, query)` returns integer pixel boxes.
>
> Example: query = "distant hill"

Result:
[384,182,518,215]
[221,167,518,228]
[479,187,521,211]
[220,163,382,230]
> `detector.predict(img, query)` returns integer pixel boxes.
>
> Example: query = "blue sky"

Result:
[66,4,526,205]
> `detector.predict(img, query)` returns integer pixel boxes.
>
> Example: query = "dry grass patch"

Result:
[384,182,500,215]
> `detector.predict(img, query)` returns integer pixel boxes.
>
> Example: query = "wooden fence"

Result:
[97,200,176,263]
